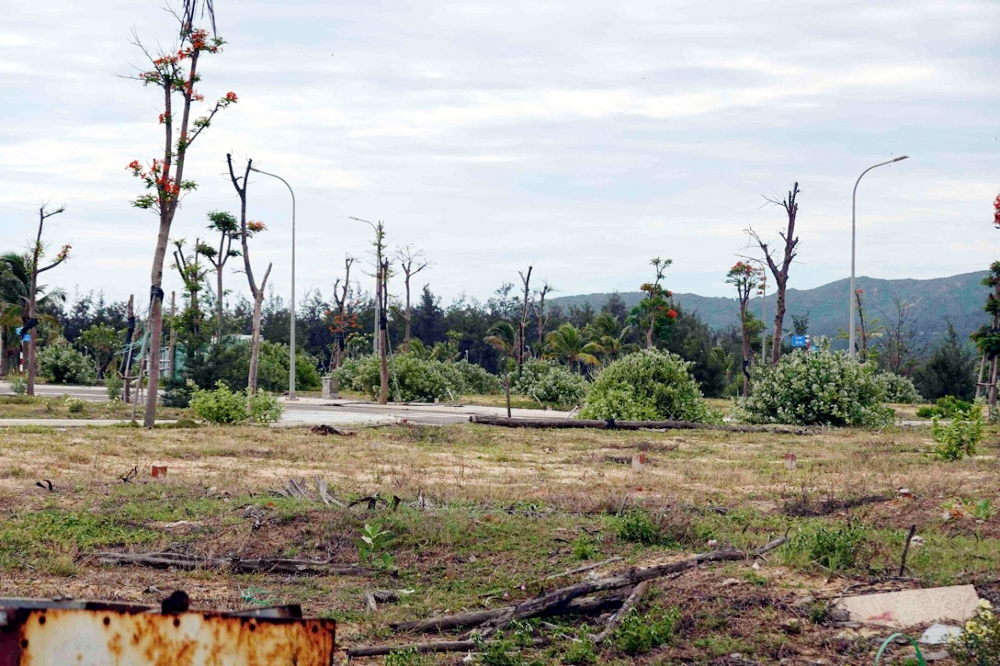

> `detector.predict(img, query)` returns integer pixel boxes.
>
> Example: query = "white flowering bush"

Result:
[950,599,1000,665]
[580,350,716,423]
[735,348,894,427]
[875,372,923,404]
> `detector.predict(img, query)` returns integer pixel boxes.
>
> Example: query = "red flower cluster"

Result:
[224,92,238,103]
[994,193,1000,229]
[247,221,267,233]
[126,159,180,196]
[667,309,678,319]
[158,112,171,124]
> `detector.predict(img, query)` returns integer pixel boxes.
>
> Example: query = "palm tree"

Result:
[586,312,638,365]
[545,322,600,373]
[0,253,65,376]
[485,320,516,417]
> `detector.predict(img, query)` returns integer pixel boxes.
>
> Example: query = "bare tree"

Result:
[227,154,271,398]
[517,266,532,370]
[394,244,429,350]
[377,255,390,404]
[878,293,918,375]
[748,183,800,366]
[329,256,356,374]
[25,205,70,396]
[536,281,554,352]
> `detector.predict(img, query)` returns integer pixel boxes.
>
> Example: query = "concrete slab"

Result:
[834,585,980,628]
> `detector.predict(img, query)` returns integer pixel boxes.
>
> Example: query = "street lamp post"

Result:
[849,156,908,358]
[249,166,297,399]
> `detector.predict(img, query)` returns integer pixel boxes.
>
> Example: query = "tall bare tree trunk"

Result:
[248,292,265,393]
[739,303,751,397]
[749,183,800,367]
[518,266,532,370]
[378,258,389,405]
[143,217,170,427]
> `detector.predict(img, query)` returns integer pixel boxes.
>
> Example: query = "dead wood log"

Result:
[314,477,346,508]
[474,534,788,638]
[97,552,374,576]
[346,637,551,658]
[391,593,626,633]
[589,580,649,644]
[468,415,809,435]
[539,556,624,582]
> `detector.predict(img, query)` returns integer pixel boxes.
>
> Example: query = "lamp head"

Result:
[892,155,909,162]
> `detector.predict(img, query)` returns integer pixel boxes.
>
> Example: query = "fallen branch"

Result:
[539,556,624,583]
[589,580,649,644]
[474,534,788,638]
[347,637,550,658]
[391,593,626,633]
[97,552,374,576]
[469,415,810,435]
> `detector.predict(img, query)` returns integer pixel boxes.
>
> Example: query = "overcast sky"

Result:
[2,0,998,312]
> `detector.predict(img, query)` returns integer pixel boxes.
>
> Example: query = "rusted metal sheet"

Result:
[0,598,335,665]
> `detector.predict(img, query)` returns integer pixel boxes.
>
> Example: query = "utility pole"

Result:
[167,292,177,381]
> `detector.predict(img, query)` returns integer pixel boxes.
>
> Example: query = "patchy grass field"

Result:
[0,395,189,420]
[0,421,995,664]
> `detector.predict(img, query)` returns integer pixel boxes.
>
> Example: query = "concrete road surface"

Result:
[0,382,572,426]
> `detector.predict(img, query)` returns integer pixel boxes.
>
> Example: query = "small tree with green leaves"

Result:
[630,257,676,350]
[971,259,1000,420]
[485,320,517,417]
[199,211,241,343]
[726,261,759,396]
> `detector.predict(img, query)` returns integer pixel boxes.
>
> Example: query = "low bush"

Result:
[917,395,975,419]
[64,397,86,414]
[789,522,870,572]
[38,343,98,386]
[875,372,922,404]
[512,359,588,407]
[189,381,283,424]
[335,353,502,402]
[8,375,27,395]
[932,408,984,461]
[161,378,194,408]
[104,373,123,400]
[184,341,321,393]
[580,350,714,422]
[612,605,681,656]
[736,347,893,427]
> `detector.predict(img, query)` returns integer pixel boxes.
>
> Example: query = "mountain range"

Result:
[550,271,990,349]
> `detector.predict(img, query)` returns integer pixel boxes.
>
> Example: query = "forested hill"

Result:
[551,271,990,347]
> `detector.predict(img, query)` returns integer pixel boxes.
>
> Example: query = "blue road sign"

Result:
[791,335,808,348]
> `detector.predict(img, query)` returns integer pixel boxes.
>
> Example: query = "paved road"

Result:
[0,382,572,426]
[0,382,108,401]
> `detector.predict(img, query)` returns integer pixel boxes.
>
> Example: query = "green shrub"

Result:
[616,509,661,544]
[453,359,502,395]
[580,350,714,422]
[8,375,27,395]
[612,606,680,655]
[38,343,98,386]
[104,373,123,400]
[876,372,923,404]
[189,381,283,424]
[736,348,893,427]
[512,359,588,407]
[933,409,984,461]
[790,522,869,571]
[917,395,975,420]
[161,378,194,408]
[184,341,322,393]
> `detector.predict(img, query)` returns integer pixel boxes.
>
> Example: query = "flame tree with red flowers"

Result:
[725,261,760,396]
[126,11,237,427]
[24,205,71,396]
[630,257,676,350]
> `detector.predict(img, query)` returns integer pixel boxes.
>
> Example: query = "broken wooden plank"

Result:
[347,637,551,658]
[98,553,374,577]
[589,580,649,644]
[391,594,626,633]
[468,415,810,435]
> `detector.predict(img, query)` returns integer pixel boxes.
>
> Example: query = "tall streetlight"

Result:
[849,155,908,358]
[348,217,382,354]
[249,166,297,399]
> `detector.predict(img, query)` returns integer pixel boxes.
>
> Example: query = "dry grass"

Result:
[0,421,996,663]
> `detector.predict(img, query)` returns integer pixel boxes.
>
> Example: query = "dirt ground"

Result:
[0,421,995,664]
